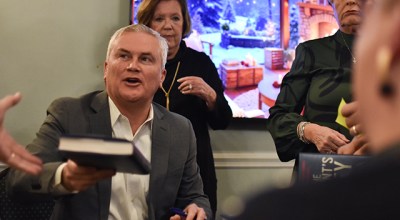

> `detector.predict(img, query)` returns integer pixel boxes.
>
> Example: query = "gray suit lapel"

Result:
[150,104,171,179]
[89,91,113,220]
[148,104,171,215]
[89,91,112,138]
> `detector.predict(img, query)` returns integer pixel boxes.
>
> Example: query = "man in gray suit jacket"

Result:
[7,24,211,220]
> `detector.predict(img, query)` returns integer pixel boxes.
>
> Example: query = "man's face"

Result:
[331,0,362,32]
[104,31,165,106]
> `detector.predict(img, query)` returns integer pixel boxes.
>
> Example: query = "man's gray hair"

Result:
[106,24,168,67]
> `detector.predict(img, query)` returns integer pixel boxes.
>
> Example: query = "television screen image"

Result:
[130,0,338,118]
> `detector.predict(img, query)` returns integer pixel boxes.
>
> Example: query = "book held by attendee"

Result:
[58,134,151,174]
[296,153,371,183]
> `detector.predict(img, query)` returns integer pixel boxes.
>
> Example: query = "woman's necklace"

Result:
[160,61,180,111]
[339,31,356,63]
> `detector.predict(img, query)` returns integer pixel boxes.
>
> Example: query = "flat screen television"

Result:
[130,0,338,119]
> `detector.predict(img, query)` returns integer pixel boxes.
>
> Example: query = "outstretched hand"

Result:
[0,93,42,175]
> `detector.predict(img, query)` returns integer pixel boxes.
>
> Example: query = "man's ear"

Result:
[103,61,108,82]
[160,69,166,83]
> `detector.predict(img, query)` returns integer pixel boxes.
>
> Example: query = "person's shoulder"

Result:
[232,153,400,219]
[52,90,102,103]
[299,32,338,48]
[299,33,336,49]
[228,173,367,220]
[185,46,211,61]
[49,90,104,108]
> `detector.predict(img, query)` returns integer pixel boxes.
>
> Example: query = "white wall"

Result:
[0,1,294,219]
[1,0,130,144]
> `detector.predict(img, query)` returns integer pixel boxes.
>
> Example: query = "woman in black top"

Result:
[137,0,232,217]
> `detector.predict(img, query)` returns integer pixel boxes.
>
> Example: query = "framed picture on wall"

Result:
[129,0,337,119]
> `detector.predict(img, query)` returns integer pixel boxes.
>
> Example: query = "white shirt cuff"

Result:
[53,162,78,194]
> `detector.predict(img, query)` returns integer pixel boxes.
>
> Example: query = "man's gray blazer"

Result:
[7,90,212,220]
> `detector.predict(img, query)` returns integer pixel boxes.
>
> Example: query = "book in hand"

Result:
[296,153,371,183]
[58,135,151,174]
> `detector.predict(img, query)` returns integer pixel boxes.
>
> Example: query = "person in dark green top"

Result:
[226,2,400,219]
[267,0,363,164]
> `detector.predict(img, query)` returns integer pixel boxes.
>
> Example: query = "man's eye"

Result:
[141,56,152,63]
[119,54,129,59]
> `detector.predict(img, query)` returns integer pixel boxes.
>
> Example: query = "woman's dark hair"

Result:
[137,0,192,38]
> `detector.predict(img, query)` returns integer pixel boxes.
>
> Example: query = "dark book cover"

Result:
[58,134,151,174]
[297,153,371,183]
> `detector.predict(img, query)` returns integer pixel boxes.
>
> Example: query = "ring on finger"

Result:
[189,84,192,90]
[352,125,358,136]
[8,152,16,161]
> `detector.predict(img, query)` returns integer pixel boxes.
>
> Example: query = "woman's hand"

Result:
[340,102,370,155]
[341,102,363,136]
[177,76,217,110]
[338,134,369,155]
[304,123,349,153]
